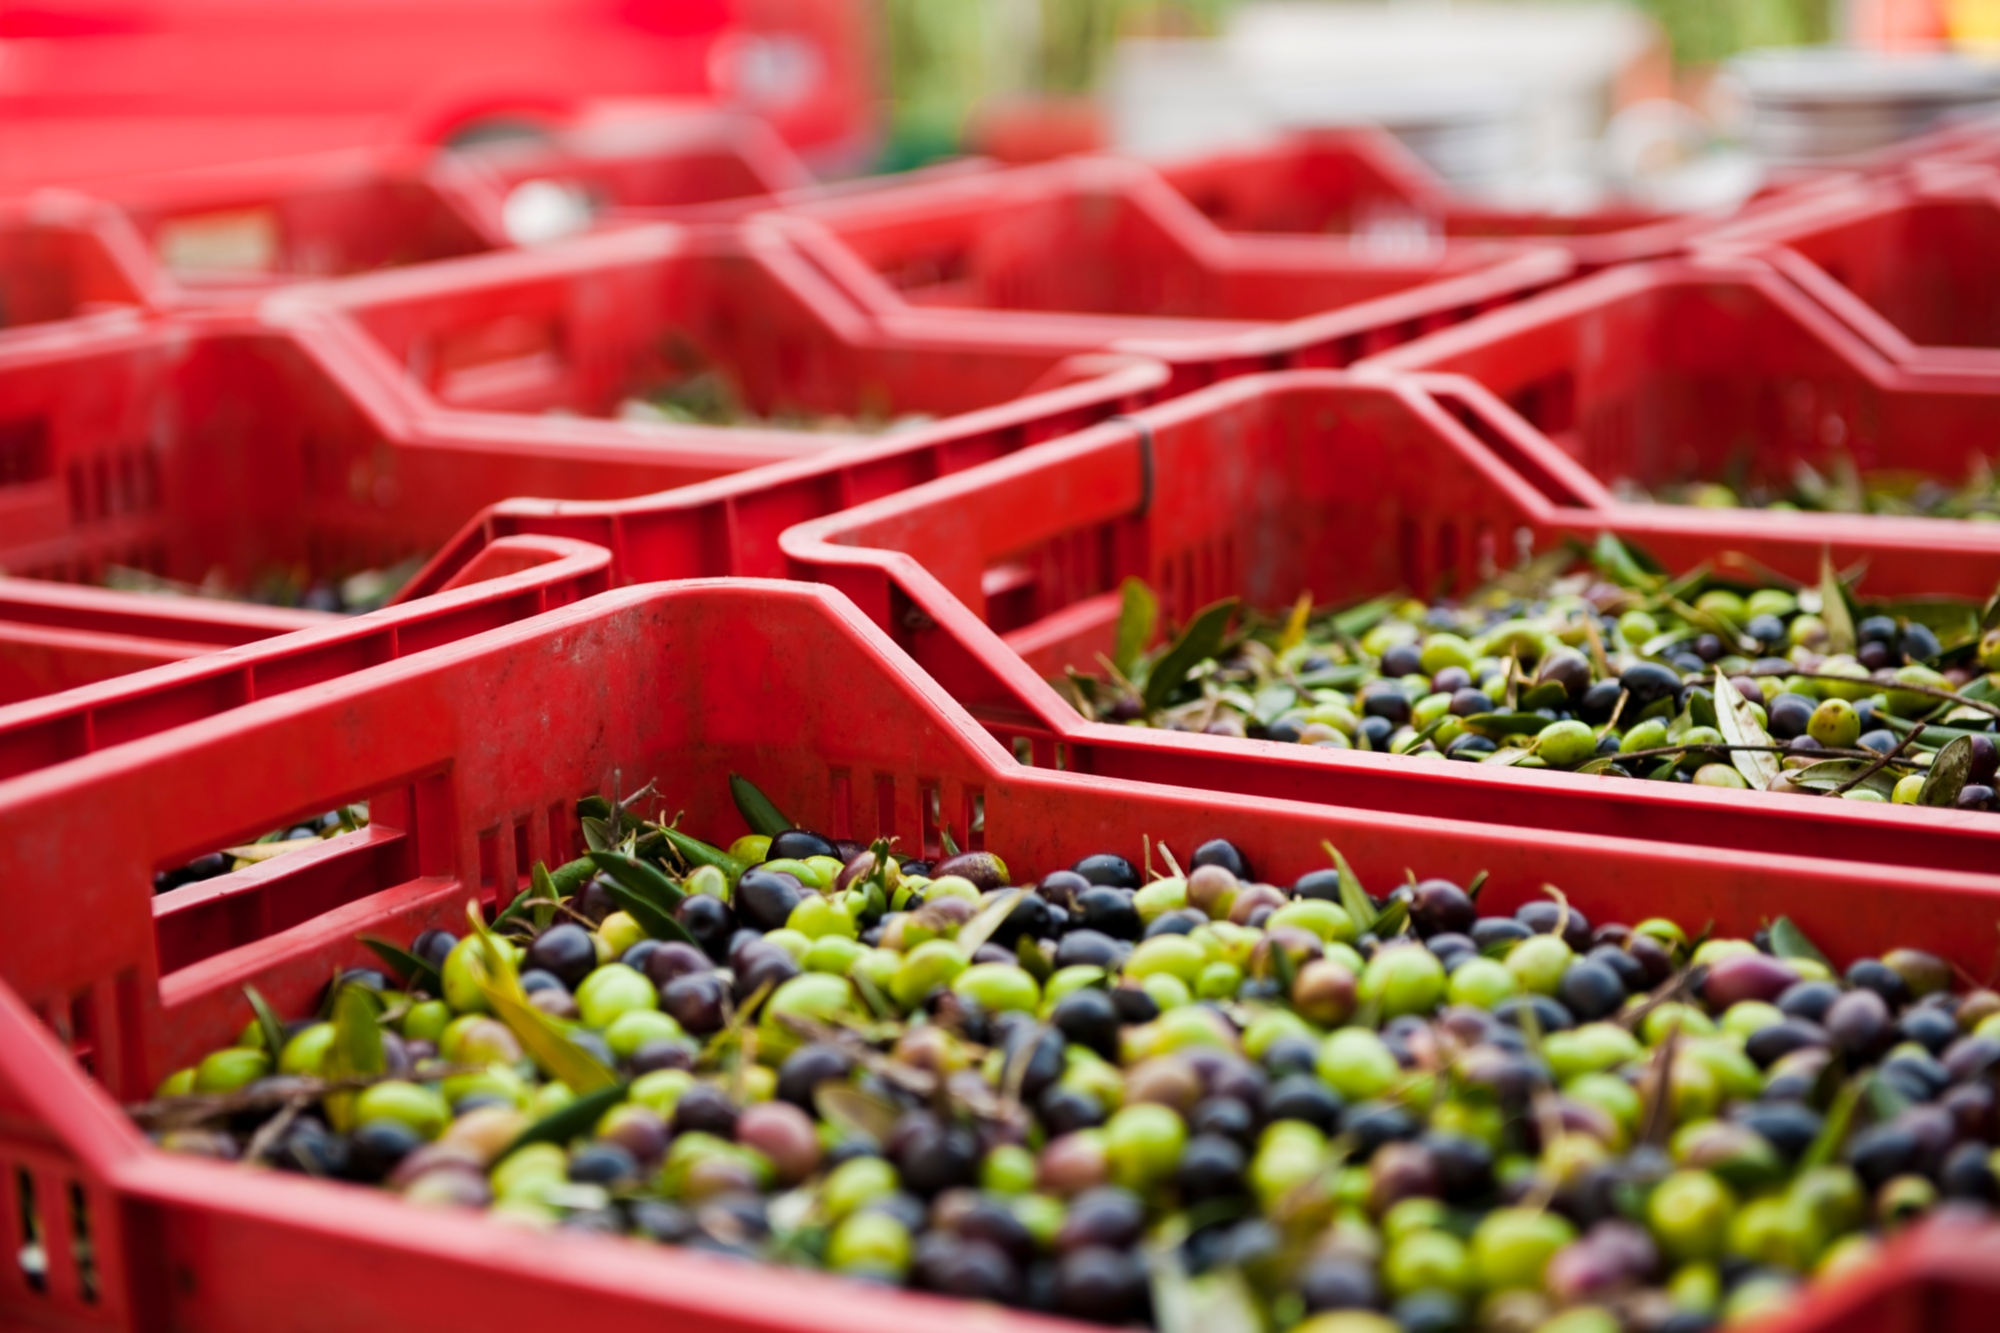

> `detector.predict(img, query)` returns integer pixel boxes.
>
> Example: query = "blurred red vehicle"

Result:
[0,0,875,191]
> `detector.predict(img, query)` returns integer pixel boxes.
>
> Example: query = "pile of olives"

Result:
[153,804,369,893]
[1617,459,2000,522]
[1069,560,2000,810]
[148,807,2000,1333]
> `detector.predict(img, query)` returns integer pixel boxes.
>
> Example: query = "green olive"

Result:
[1504,934,1572,995]
[193,1046,270,1094]
[1356,944,1446,1019]
[574,963,657,1028]
[1104,1104,1186,1191]
[952,962,1041,1013]
[1316,1028,1400,1102]
[354,1080,450,1139]
[1471,1206,1575,1291]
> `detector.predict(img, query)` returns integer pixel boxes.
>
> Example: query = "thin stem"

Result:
[1743,669,2000,721]
[1827,724,1926,798]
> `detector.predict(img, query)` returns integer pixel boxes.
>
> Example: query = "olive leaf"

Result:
[592,875,698,947]
[955,887,1026,959]
[1148,1249,1262,1333]
[580,817,616,853]
[729,773,795,838]
[1574,756,1624,777]
[656,826,749,881]
[1373,897,1410,939]
[1920,735,1975,808]
[815,1083,903,1146]
[242,984,288,1063]
[1277,589,1314,657]
[1481,746,1539,766]
[1787,760,1898,796]
[1866,1071,1913,1122]
[358,936,441,995]
[1462,712,1552,738]
[323,982,385,1132]
[1465,870,1488,902]
[495,1084,626,1164]
[1268,935,1299,992]
[575,794,614,823]
[1114,577,1160,680]
[465,947,619,1094]
[1819,549,1858,656]
[1714,670,1781,792]
[1768,917,1832,970]
[1329,593,1398,640]
[1591,532,1661,593]
[1320,841,1376,936]
[1143,598,1240,713]
[588,849,686,911]
[1016,935,1053,982]
[1517,681,1568,713]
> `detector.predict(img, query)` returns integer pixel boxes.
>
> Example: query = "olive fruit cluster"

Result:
[1081,570,2000,810]
[152,824,2000,1333]
[1627,467,2000,522]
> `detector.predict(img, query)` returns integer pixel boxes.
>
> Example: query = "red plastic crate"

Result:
[298,221,1174,482]
[455,112,819,233]
[0,195,156,337]
[760,156,1572,365]
[0,310,823,594]
[1364,255,2000,509]
[777,369,2000,877]
[0,533,606,710]
[90,146,507,303]
[1154,127,1724,272]
[0,578,1997,1330]
[1697,170,2000,381]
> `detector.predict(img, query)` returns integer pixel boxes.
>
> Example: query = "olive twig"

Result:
[1600,742,1921,769]
[1826,724,1926,798]
[1743,669,2000,722]
[127,1064,484,1131]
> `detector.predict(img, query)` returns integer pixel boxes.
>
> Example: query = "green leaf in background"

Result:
[1768,916,1832,970]
[242,985,288,1064]
[1819,549,1857,655]
[323,981,386,1131]
[1143,598,1240,713]
[729,773,795,838]
[359,936,441,995]
[496,1084,626,1164]
[1114,577,1159,681]
[1320,841,1376,936]
[1591,532,1661,593]
[1330,594,1399,640]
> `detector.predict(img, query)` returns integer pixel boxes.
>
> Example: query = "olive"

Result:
[1969,735,2000,786]
[1409,880,1475,938]
[273,1116,348,1177]
[1516,901,1591,952]
[1051,988,1121,1060]
[1943,1035,2000,1083]
[662,972,730,1034]
[1191,839,1252,880]
[1357,715,1396,749]
[1433,666,1473,694]
[1730,1102,1822,1162]
[411,929,458,971]
[1299,1256,1382,1312]
[1381,643,1424,678]
[1391,1292,1465,1333]
[1450,687,1494,717]
[1424,1132,1495,1203]
[1260,1032,1321,1078]
[1941,1142,1999,1202]
[767,828,836,861]
[1058,1187,1147,1252]
[1959,784,1996,811]
[1576,679,1622,726]
[1144,910,1203,938]
[733,942,800,1005]
[1585,945,1648,993]
[1494,994,1574,1033]
[775,1043,854,1111]
[1038,869,1091,909]
[1557,959,1627,1022]
[1263,1074,1344,1133]
[1188,1095,1256,1146]
[1882,1051,1950,1101]
[736,869,806,933]
[1074,887,1142,940]
[1743,1019,1828,1068]
[1177,1134,1248,1201]
[1041,1087,1108,1137]
[522,923,594,988]
[1858,615,1898,646]
[1776,979,1841,1024]
[1704,954,1800,1009]
[641,941,713,988]
[1055,929,1124,970]
[1766,694,1815,740]
[1444,733,1497,762]
[1846,958,1913,1008]
[1538,649,1592,702]
[1052,1246,1149,1323]
[1073,854,1139,889]
[1344,1102,1419,1159]
[1620,662,1683,709]
[518,968,564,995]
[895,1121,981,1197]
[1471,917,1533,950]
[569,1141,640,1187]
[344,1120,422,1184]
[1844,1122,1919,1190]
[1858,729,1899,755]
[1109,985,1159,1024]
[915,1235,1018,1302]
[675,894,734,960]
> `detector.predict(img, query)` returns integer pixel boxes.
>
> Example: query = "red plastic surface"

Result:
[300,221,1172,506]
[760,157,1572,372]
[1699,171,2000,380]
[0,311,822,593]
[1155,127,1719,271]
[91,146,507,302]
[778,369,2000,876]
[1364,255,2000,507]
[0,579,1997,1329]
[0,195,156,338]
